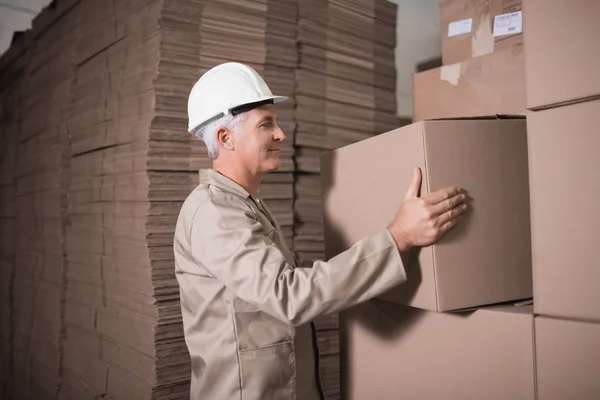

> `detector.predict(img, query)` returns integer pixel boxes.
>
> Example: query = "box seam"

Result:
[532,316,538,400]
[421,123,439,310]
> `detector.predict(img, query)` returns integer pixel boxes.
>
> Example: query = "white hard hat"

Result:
[187,62,288,133]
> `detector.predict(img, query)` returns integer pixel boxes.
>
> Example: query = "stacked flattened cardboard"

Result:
[293,1,398,398]
[8,3,78,398]
[0,30,28,399]
[293,0,398,264]
[143,1,299,397]
[61,0,181,398]
[152,0,298,255]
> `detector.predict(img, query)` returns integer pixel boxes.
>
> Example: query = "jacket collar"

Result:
[199,169,253,199]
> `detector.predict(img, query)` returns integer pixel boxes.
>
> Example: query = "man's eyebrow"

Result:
[258,115,275,124]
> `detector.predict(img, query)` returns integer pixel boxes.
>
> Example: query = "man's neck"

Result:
[213,161,262,197]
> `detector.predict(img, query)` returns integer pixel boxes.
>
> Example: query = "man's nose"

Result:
[274,126,285,141]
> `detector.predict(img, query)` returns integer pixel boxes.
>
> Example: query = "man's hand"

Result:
[388,167,468,252]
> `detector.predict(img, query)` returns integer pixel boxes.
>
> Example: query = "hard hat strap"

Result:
[230,99,274,116]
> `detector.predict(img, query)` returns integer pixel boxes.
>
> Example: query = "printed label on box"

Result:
[448,18,473,37]
[493,11,522,37]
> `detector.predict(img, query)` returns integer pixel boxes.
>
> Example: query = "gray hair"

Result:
[192,113,247,160]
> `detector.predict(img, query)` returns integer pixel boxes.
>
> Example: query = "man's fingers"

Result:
[424,186,464,205]
[438,216,464,237]
[430,193,467,216]
[404,167,422,200]
[436,203,468,226]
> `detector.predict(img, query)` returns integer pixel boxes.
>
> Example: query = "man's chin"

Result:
[263,160,281,173]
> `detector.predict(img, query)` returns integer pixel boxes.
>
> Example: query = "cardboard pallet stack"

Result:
[523,0,600,397]
[0,30,29,399]
[160,0,297,249]
[293,0,398,264]
[152,0,298,251]
[294,1,398,398]
[0,0,400,399]
[143,0,299,397]
[8,3,78,398]
[61,0,188,398]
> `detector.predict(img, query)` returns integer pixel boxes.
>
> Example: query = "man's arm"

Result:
[190,193,406,327]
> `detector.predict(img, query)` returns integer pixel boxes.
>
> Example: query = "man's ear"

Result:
[216,127,234,151]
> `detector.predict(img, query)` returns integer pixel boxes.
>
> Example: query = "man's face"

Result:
[234,104,285,174]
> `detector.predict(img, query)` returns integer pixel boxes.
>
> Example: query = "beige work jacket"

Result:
[174,169,406,400]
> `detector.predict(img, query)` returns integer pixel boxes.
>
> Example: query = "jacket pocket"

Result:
[233,301,293,351]
[239,341,295,400]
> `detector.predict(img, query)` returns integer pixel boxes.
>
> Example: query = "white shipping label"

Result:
[448,18,473,37]
[493,10,523,37]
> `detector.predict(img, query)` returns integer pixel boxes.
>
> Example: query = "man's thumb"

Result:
[404,167,422,200]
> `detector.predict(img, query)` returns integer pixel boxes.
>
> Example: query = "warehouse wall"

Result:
[389,0,447,118]
[0,0,52,54]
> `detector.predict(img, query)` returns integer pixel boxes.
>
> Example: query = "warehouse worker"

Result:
[174,62,468,400]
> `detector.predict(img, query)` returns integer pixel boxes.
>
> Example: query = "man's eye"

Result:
[261,123,273,129]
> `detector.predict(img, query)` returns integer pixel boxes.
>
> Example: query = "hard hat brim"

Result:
[188,94,289,133]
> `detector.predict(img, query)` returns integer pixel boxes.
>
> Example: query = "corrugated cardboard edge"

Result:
[423,114,527,122]
[449,297,534,314]
[532,313,538,399]
[527,94,600,112]
[419,122,439,311]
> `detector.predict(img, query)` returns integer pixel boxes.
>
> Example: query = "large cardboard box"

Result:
[413,43,525,122]
[321,119,532,312]
[528,99,600,321]
[441,0,523,65]
[535,317,600,399]
[341,300,536,400]
[524,0,600,110]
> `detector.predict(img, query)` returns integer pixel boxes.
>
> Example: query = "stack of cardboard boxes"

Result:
[524,0,600,397]
[323,0,599,398]
[413,0,526,121]
[152,0,298,249]
[11,3,78,398]
[0,30,27,398]
[322,116,535,399]
[294,1,399,397]
[63,0,163,398]
[293,0,399,265]
[194,0,298,246]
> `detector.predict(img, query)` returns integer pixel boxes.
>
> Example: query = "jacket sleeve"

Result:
[190,193,407,326]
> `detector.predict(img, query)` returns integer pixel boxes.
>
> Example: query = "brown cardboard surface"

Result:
[342,300,535,400]
[527,100,600,321]
[440,0,523,65]
[535,317,600,399]
[322,119,532,311]
[523,0,600,110]
[413,43,526,122]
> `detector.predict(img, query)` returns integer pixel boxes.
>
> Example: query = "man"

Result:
[174,62,468,400]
